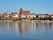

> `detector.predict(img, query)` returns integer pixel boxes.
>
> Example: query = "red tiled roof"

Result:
[48,14,53,16]
[21,11,30,15]
[19,8,30,15]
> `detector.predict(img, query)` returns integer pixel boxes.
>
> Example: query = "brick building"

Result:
[19,8,30,19]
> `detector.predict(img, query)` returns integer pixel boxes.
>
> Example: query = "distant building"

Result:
[19,8,30,15]
[2,12,9,18]
[0,14,2,18]
[38,14,50,20]
[11,12,19,18]
[0,8,53,20]
[38,14,46,18]
[27,13,36,19]
[19,8,30,19]
[49,14,53,18]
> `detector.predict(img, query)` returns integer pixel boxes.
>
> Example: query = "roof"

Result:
[21,11,30,15]
[11,12,18,15]
[19,8,30,15]
[48,14,53,16]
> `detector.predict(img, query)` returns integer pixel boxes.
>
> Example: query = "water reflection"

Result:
[0,21,53,40]
[0,21,53,34]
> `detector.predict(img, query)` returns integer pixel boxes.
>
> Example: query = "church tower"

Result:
[19,8,23,12]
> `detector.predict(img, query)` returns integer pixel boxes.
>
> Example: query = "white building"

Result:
[27,14,36,19]
[11,12,18,18]
[21,15,26,18]
[2,12,10,18]
[49,14,53,18]
[38,14,46,18]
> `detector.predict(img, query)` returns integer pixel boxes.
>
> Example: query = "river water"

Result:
[0,20,53,40]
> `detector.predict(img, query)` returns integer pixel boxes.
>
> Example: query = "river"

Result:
[0,20,53,40]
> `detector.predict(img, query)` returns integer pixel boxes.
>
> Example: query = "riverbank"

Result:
[0,20,53,23]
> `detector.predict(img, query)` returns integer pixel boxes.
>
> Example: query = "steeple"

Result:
[19,8,23,12]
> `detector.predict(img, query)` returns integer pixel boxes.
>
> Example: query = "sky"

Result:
[0,0,53,14]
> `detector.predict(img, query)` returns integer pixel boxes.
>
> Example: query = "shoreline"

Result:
[0,20,53,23]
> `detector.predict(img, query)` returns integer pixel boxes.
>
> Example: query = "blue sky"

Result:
[0,0,53,14]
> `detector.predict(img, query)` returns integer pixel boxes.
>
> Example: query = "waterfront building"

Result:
[0,14,2,18]
[27,13,36,19]
[48,14,53,20]
[0,8,53,20]
[38,14,46,18]
[45,14,49,20]
[49,14,53,18]
[27,14,35,19]
[19,8,30,19]
[19,8,30,15]
[11,12,19,19]
[2,12,10,19]
[38,14,47,20]
[21,15,27,19]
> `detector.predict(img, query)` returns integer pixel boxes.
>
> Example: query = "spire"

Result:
[19,8,23,12]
